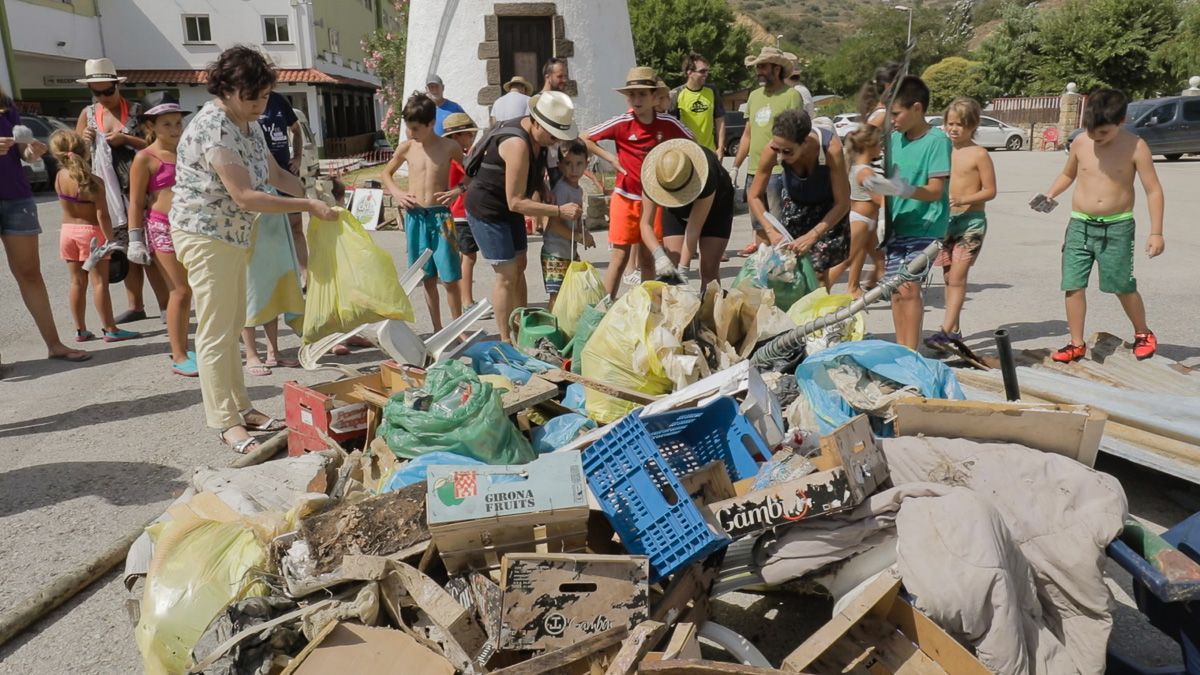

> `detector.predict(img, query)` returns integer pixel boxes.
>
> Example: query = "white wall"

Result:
[6,0,103,62]
[0,28,11,95]
[404,0,636,133]
[99,0,304,70]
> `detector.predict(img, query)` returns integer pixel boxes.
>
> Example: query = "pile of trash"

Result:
[123,275,1141,675]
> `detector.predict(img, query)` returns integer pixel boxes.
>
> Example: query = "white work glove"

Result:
[653,246,677,277]
[1029,193,1059,213]
[11,125,33,144]
[127,228,151,265]
[864,174,916,198]
[81,237,124,272]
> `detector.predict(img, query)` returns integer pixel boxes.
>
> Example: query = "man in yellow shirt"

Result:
[669,53,726,156]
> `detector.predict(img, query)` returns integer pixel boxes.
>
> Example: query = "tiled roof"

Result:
[118,68,377,89]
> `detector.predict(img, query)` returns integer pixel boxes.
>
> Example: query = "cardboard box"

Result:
[893,397,1106,467]
[499,553,649,651]
[782,573,990,675]
[288,622,455,675]
[284,362,424,456]
[426,452,590,573]
[707,415,887,539]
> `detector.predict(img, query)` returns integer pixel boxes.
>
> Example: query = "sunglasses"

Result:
[692,68,710,75]
[89,84,118,98]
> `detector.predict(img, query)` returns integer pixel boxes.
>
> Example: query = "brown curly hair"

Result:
[206,45,277,98]
[48,129,97,198]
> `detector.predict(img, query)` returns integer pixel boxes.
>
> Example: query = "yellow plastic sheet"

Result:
[551,260,606,339]
[302,209,413,344]
[786,288,865,354]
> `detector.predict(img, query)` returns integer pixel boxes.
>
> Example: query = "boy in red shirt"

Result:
[438,112,481,309]
[582,66,692,298]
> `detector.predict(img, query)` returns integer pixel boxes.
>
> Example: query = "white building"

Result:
[4,0,400,155]
[403,0,636,133]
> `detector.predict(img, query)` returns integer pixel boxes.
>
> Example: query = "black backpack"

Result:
[464,119,533,178]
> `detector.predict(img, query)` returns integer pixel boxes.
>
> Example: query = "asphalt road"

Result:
[0,151,1198,672]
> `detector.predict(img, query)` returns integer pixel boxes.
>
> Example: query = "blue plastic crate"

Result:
[583,414,730,581]
[640,396,772,482]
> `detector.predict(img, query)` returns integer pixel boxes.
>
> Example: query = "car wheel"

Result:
[726,140,740,157]
[1006,135,1023,151]
[1164,153,1183,162]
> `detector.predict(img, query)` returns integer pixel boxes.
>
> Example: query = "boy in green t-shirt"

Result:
[863,76,953,350]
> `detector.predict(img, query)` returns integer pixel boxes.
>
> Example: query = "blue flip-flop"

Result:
[103,328,141,343]
[171,357,199,377]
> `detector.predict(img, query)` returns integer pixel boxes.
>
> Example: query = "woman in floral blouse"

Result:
[171,46,336,453]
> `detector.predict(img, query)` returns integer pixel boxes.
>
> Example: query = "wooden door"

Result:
[498,16,553,87]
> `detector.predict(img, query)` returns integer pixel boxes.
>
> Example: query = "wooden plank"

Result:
[780,575,901,673]
[502,375,561,415]
[661,622,701,661]
[380,560,488,671]
[490,626,630,675]
[605,620,667,675]
[650,564,716,627]
[679,461,737,505]
[886,599,990,675]
[637,660,790,675]
[541,368,660,404]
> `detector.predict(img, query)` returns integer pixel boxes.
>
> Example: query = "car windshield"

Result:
[1125,102,1154,123]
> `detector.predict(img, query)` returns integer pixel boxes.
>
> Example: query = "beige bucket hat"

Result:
[441,112,478,137]
[503,76,533,94]
[744,47,795,79]
[641,139,710,208]
[616,66,660,93]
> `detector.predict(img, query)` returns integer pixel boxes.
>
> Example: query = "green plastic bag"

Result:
[733,246,819,311]
[302,209,414,344]
[563,303,607,374]
[378,360,535,465]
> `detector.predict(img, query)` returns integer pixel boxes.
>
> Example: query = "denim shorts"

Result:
[884,236,939,278]
[466,213,527,265]
[0,198,42,236]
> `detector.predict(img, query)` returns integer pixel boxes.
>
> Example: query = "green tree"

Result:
[921,57,988,110]
[1030,0,1180,97]
[628,0,753,93]
[1154,0,1200,89]
[975,3,1041,97]
[361,0,410,145]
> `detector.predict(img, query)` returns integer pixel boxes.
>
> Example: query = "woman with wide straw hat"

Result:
[464,90,583,343]
[640,138,736,291]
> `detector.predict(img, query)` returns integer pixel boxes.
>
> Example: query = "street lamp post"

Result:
[894,5,913,50]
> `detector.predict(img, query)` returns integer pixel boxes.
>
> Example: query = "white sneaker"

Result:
[622,272,641,288]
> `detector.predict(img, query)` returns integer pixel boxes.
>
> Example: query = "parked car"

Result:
[973,116,1029,150]
[723,110,746,157]
[19,113,71,184]
[833,113,861,138]
[925,115,944,128]
[1063,96,1200,160]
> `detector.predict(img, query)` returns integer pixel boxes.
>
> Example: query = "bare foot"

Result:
[48,345,92,362]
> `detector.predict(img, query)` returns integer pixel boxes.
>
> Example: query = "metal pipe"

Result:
[994,329,1020,401]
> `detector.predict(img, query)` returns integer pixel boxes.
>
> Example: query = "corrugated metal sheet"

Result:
[1029,333,1200,397]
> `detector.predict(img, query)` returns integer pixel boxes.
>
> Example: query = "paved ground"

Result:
[1,151,1198,672]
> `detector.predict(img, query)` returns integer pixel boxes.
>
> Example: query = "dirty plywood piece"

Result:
[299,483,430,575]
[541,368,661,405]
[502,375,562,415]
[379,559,491,672]
[605,619,667,675]
[780,573,989,675]
[500,553,650,651]
[427,452,591,574]
[490,626,629,675]
[288,621,455,675]
[679,461,738,506]
[708,416,886,539]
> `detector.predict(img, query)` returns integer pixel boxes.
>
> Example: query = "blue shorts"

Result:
[747,173,783,232]
[0,198,42,236]
[405,206,462,282]
[466,212,528,265]
[884,236,939,278]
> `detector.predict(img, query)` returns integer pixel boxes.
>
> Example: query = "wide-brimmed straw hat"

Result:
[503,76,533,94]
[137,92,188,122]
[641,139,710,209]
[527,91,578,141]
[616,66,660,93]
[744,47,795,78]
[77,58,126,84]
[441,112,478,137]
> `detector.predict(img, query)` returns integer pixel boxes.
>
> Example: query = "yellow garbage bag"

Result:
[551,260,606,339]
[581,282,700,423]
[786,288,865,355]
[302,208,414,344]
[135,519,270,674]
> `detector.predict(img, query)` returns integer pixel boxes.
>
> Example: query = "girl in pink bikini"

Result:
[127,92,195,376]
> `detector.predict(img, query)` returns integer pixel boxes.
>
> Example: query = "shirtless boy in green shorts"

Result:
[1032,88,1165,362]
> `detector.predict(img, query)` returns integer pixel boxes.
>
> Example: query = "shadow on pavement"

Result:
[0,385,277,439]
[0,461,185,517]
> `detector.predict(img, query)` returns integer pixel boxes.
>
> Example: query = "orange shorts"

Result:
[608,192,644,246]
[59,223,106,263]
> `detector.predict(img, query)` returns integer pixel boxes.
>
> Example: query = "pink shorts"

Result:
[59,223,106,262]
[146,209,175,254]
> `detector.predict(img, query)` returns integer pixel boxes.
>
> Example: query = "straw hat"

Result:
[655,79,669,98]
[441,112,478,137]
[616,66,659,92]
[641,139,710,209]
[503,76,533,94]
[137,91,188,122]
[77,58,126,84]
[744,47,795,78]
[528,90,578,141]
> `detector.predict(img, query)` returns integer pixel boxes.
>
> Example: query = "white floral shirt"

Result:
[171,100,270,247]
